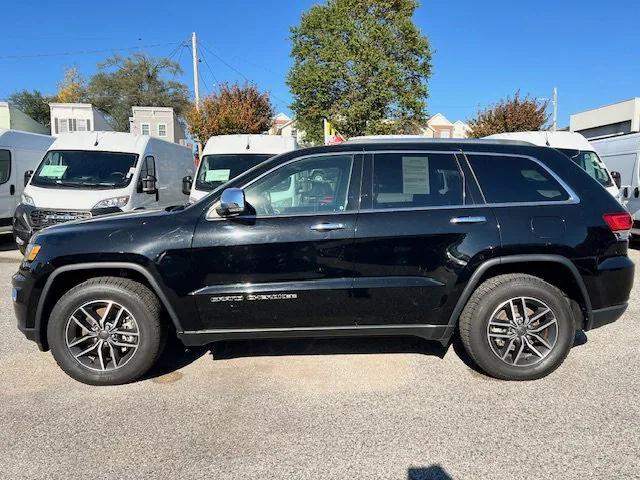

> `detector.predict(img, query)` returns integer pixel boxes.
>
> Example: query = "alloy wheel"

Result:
[486,296,558,367]
[65,300,140,372]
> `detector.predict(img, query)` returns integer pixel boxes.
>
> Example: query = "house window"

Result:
[439,130,451,139]
[59,119,69,133]
[141,123,150,136]
[158,123,167,137]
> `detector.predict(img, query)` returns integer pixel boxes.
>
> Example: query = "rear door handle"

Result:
[310,222,345,231]
[450,216,487,224]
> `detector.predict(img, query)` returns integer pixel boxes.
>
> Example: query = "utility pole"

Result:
[552,87,558,132]
[191,32,202,157]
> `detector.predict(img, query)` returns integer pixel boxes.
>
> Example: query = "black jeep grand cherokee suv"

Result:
[12,139,634,385]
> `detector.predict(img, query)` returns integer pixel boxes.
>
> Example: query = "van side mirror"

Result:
[182,176,193,196]
[142,175,158,194]
[24,170,33,187]
[611,171,621,189]
[216,188,245,216]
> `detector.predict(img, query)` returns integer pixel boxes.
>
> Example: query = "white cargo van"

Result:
[485,131,619,198]
[187,134,298,203]
[13,131,193,249]
[591,133,640,234]
[0,130,54,234]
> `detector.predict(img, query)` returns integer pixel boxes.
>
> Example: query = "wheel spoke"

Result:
[75,341,99,358]
[509,300,518,323]
[523,336,544,358]
[112,330,139,337]
[489,319,513,329]
[501,338,516,360]
[529,332,552,350]
[530,318,557,333]
[528,308,551,325]
[488,332,514,339]
[108,342,120,368]
[71,315,93,332]
[100,302,114,328]
[97,341,106,370]
[110,340,137,349]
[521,298,529,323]
[110,307,126,330]
[68,334,95,348]
[80,307,101,329]
[512,339,526,365]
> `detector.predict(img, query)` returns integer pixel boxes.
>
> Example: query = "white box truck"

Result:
[591,133,640,235]
[187,134,298,203]
[0,130,55,235]
[13,131,193,250]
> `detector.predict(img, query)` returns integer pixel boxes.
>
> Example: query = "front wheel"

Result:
[459,274,575,381]
[47,277,165,385]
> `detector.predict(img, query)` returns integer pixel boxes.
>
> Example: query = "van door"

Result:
[0,148,16,225]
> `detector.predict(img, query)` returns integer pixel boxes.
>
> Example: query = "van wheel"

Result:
[459,274,574,381]
[47,277,165,386]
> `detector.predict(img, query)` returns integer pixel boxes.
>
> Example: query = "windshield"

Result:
[31,150,138,189]
[557,148,613,187]
[195,154,274,191]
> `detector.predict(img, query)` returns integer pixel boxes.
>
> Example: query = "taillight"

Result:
[603,212,632,231]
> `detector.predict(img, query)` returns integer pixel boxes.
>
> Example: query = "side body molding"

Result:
[447,254,592,330]
[35,262,184,336]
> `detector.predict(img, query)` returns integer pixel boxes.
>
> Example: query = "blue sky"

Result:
[1,0,638,127]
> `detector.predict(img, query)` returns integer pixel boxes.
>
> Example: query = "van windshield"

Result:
[557,149,613,187]
[195,154,274,191]
[31,150,138,189]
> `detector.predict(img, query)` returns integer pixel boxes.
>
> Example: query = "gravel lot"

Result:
[0,234,638,480]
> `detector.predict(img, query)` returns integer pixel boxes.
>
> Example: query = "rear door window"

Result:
[467,154,570,203]
[372,152,464,209]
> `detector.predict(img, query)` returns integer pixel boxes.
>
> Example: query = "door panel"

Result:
[350,151,500,326]
[190,153,362,330]
[0,149,14,221]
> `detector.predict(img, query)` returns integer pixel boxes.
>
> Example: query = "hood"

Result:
[25,185,132,210]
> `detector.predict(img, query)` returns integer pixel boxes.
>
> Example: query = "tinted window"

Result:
[0,150,10,184]
[558,148,612,187]
[31,150,138,189]
[245,154,353,216]
[196,154,274,192]
[468,154,569,203]
[140,156,156,179]
[372,153,463,209]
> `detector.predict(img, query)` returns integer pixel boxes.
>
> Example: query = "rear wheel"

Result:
[47,277,165,385]
[459,274,575,380]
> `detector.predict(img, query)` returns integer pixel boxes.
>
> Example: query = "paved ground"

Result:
[0,234,638,480]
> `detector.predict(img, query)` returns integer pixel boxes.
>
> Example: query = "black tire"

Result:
[47,277,165,386]
[459,273,574,381]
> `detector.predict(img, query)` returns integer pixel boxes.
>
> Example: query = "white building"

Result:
[129,106,187,145]
[49,103,113,136]
[570,98,640,140]
[0,102,48,135]
[269,112,305,143]
[421,113,470,139]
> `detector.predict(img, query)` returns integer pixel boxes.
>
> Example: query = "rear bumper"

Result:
[589,303,628,330]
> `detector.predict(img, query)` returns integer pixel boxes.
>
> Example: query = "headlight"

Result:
[21,194,35,206]
[24,243,41,262]
[92,196,130,209]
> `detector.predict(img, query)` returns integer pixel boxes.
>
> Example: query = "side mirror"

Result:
[182,176,193,196]
[24,170,34,187]
[611,171,622,189]
[142,175,158,194]
[216,188,245,216]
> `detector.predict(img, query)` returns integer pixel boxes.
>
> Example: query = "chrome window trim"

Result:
[462,151,580,206]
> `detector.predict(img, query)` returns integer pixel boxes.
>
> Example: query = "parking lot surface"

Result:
[0,235,638,480]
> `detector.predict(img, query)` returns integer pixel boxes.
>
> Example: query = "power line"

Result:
[0,41,182,60]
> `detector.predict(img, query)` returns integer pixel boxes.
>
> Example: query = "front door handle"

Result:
[9,185,15,195]
[450,216,487,224]
[310,222,345,231]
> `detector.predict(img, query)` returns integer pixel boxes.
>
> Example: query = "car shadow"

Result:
[0,233,17,252]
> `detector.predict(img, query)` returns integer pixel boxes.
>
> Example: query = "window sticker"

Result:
[205,169,231,182]
[402,156,430,194]
[40,165,68,179]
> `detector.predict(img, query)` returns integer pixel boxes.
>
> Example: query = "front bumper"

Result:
[12,268,46,350]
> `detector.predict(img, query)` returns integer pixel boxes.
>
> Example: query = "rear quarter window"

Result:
[467,154,570,203]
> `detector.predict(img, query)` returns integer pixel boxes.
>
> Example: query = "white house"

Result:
[269,112,305,143]
[0,102,48,135]
[49,103,113,136]
[129,106,187,145]
[421,113,470,139]
[570,98,640,140]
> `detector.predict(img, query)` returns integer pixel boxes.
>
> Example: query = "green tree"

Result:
[287,0,432,144]
[467,92,549,138]
[185,82,274,145]
[88,53,190,131]
[7,90,52,128]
